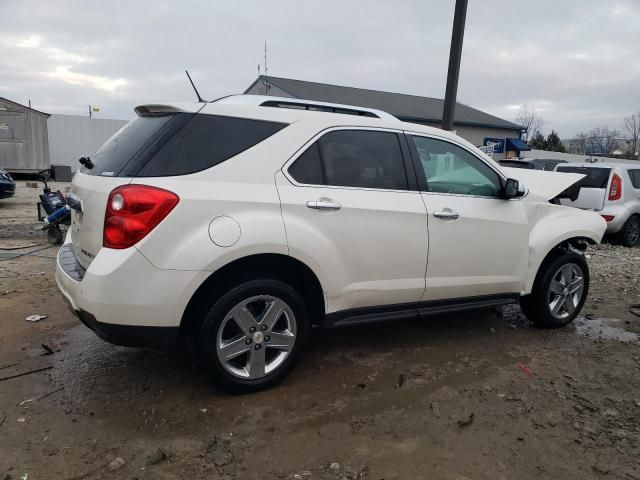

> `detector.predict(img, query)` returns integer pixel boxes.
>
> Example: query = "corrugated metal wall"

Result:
[47,114,128,170]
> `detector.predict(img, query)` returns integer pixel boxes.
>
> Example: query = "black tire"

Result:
[196,278,310,393]
[618,216,640,247]
[47,226,63,245]
[520,250,589,328]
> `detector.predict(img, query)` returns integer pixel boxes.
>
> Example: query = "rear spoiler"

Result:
[134,103,205,117]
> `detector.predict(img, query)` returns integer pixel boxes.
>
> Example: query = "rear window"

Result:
[557,166,612,188]
[82,113,287,177]
[84,115,178,176]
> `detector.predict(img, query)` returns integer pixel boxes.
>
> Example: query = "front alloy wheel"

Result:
[520,250,590,328]
[547,263,585,320]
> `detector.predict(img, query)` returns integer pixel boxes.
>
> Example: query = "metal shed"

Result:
[0,97,50,173]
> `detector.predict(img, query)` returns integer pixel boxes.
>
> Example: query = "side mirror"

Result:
[504,178,525,198]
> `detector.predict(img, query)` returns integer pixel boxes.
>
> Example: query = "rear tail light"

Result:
[601,215,615,222]
[104,185,179,249]
[608,173,622,201]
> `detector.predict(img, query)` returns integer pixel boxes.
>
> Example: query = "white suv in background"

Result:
[556,163,640,247]
[56,95,605,392]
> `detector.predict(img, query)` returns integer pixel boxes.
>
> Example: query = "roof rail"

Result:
[214,95,398,121]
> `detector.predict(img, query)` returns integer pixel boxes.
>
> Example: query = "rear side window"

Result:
[629,169,640,188]
[137,114,287,177]
[557,166,612,188]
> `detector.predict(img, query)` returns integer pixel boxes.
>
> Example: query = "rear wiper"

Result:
[79,156,94,169]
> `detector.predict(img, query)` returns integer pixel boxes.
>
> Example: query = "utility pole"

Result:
[88,104,92,119]
[442,0,468,131]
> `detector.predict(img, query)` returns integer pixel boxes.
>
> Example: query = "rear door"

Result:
[557,166,611,211]
[277,128,428,313]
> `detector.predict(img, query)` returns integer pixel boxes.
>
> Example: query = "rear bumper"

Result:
[72,308,178,350]
[600,205,634,234]
[55,233,207,349]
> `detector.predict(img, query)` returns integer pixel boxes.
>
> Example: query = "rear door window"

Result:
[318,130,408,190]
[288,143,324,185]
[287,130,409,190]
[629,169,640,188]
[556,166,612,188]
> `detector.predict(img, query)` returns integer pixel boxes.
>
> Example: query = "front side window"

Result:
[288,130,409,190]
[411,136,502,197]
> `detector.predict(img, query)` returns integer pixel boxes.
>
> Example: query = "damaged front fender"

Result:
[523,202,606,294]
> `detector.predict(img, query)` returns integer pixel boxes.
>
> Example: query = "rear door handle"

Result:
[433,210,459,220]
[306,198,342,211]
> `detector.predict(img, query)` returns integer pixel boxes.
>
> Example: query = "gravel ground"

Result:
[1,182,639,480]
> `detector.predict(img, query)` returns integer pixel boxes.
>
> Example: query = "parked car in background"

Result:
[529,158,567,171]
[556,163,640,247]
[56,95,605,392]
[499,159,535,170]
[499,158,567,171]
[0,168,16,199]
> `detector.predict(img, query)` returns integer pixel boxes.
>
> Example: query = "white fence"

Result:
[48,114,128,170]
[522,149,639,165]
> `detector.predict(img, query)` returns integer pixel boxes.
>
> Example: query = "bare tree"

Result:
[515,104,545,142]
[587,126,620,156]
[623,111,640,159]
[569,132,589,154]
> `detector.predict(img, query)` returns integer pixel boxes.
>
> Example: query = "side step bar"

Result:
[323,294,519,328]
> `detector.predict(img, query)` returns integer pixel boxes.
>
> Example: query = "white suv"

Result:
[56,95,606,392]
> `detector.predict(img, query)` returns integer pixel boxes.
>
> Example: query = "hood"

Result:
[501,167,585,201]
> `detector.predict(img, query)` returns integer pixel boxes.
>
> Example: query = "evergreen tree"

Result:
[545,130,566,152]
[528,131,546,149]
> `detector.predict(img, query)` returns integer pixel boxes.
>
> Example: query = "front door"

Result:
[407,133,529,301]
[276,128,429,314]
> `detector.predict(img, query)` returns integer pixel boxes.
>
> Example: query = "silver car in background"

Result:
[557,163,640,247]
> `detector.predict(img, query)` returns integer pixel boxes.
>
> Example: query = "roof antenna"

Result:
[185,70,206,103]
[260,41,270,95]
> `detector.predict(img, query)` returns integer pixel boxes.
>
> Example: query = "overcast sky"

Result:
[3,0,639,137]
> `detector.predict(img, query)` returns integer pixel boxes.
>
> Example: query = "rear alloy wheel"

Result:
[197,279,309,393]
[620,216,640,247]
[520,251,589,328]
[216,295,297,379]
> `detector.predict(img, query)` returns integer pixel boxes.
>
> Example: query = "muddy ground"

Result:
[1,182,639,480]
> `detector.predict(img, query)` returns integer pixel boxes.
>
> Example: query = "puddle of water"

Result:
[575,317,639,343]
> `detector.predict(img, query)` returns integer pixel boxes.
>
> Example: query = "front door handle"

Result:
[306,198,342,211]
[433,210,459,220]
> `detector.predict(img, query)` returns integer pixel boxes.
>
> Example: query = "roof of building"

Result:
[0,97,50,117]
[245,76,522,131]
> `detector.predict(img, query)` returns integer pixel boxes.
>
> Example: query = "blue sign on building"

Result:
[483,137,505,153]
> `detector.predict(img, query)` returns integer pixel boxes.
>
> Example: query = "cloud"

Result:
[45,66,127,92]
[1,0,639,135]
